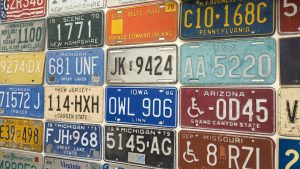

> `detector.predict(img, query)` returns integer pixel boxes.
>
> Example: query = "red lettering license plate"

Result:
[279,0,300,34]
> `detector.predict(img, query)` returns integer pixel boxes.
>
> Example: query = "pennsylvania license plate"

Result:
[179,131,275,169]
[180,0,275,39]
[0,52,45,84]
[106,1,178,45]
[0,85,44,119]
[105,125,175,169]
[0,118,43,152]
[103,163,151,169]
[180,38,276,85]
[107,0,160,7]
[48,12,104,49]
[44,121,101,160]
[107,46,177,84]
[279,0,300,34]
[279,138,300,169]
[46,48,104,85]
[44,156,101,169]
[45,86,103,123]
[0,20,46,52]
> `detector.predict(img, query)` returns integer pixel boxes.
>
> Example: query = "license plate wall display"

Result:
[180,38,276,85]
[106,1,178,45]
[107,0,161,8]
[180,0,275,39]
[106,86,177,128]
[44,156,101,169]
[47,11,104,49]
[46,48,104,85]
[44,121,101,160]
[179,131,275,169]
[105,125,175,169]
[45,86,103,123]
[279,0,300,34]
[107,45,177,84]
[279,138,300,169]
[103,163,151,169]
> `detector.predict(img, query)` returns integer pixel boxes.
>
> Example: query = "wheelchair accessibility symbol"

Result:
[187,97,204,118]
[183,141,199,163]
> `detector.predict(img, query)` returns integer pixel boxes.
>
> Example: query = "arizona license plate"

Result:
[107,0,160,7]
[45,121,101,159]
[45,86,103,123]
[0,85,44,119]
[44,156,101,169]
[179,131,275,169]
[180,0,275,39]
[46,48,104,85]
[0,20,46,52]
[48,12,104,49]
[103,163,151,169]
[107,46,177,84]
[180,38,276,85]
[279,0,300,34]
[106,1,178,45]
[279,138,300,169]
[105,125,175,168]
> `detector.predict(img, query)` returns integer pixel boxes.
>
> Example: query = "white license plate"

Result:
[44,156,101,169]
[106,0,160,7]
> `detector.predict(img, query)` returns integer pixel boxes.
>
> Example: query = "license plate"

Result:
[107,46,177,84]
[180,0,275,39]
[45,86,103,123]
[107,0,160,7]
[0,118,43,152]
[103,163,151,169]
[179,130,275,169]
[105,125,175,169]
[106,1,178,45]
[279,0,300,34]
[48,12,104,49]
[279,138,300,169]
[0,85,44,119]
[46,48,104,85]
[44,156,101,169]
[106,86,177,128]
[45,121,101,160]
[0,20,46,52]
[180,38,276,85]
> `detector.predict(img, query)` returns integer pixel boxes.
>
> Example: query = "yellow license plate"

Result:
[0,118,43,152]
[0,52,45,84]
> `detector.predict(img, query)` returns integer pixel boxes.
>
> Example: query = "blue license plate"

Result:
[44,121,101,160]
[0,85,44,118]
[105,86,177,128]
[180,38,276,85]
[279,138,300,169]
[180,0,275,39]
[46,48,104,85]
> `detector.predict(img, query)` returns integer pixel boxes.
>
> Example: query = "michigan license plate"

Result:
[46,48,104,85]
[106,1,178,45]
[180,38,276,85]
[279,138,300,169]
[103,163,151,169]
[105,125,175,168]
[279,0,300,34]
[44,156,101,169]
[107,46,177,84]
[107,0,160,7]
[48,12,104,49]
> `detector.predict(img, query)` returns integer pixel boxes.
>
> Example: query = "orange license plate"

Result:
[106,1,178,45]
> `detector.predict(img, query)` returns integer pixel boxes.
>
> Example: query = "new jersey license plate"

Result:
[279,0,300,34]
[45,86,103,123]
[45,121,101,160]
[107,46,177,84]
[279,138,300,169]
[180,38,276,85]
[46,48,104,85]
[103,163,151,169]
[106,1,178,45]
[44,156,101,169]
[179,131,275,169]
[107,0,160,7]
[105,125,175,168]
[0,118,43,152]
[48,12,104,49]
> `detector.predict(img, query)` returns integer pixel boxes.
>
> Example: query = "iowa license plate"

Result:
[107,46,177,84]
[106,1,178,45]
[45,121,101,160]
[179,131,275,169]
[107,0,160,7]
[180,38,276,85]
[105,125,175,169]
[279,138,300,169]
[0,85,44,119]
[44,156,101,169]
[180,0,275,39]
[46,48,104,85]
[48,12,104,49]
[279,0,300,34]
[103,163,151,169]
[45,86,103,123]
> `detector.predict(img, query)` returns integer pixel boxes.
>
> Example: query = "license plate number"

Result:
[44,156,101,169]
[107,0,160,7]
[279,138,300,169]
[279,0,300,34]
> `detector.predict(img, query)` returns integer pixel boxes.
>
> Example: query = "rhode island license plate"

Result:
[279,138,300,169]
[44,156,101,169]
[279,0,300,34]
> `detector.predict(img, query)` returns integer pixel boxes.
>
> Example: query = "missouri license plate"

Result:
[105,125,175,168]
[45,121,101,159]
[180,0,275,39]
[106,1,178,45]
[45,86,103,123]
[180,38,276,85]
[0,118,43,152]
[103,163,151,169]
[0,85,44,119]
[48,12,104,49]
[279,138,300,169]
[107,0,160,7]
[0,52,45,84]
[46,48,104,85]
[107,46,177,84]
[279,0,300,34]
[44,156,101,169]
[179,131,275,169]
